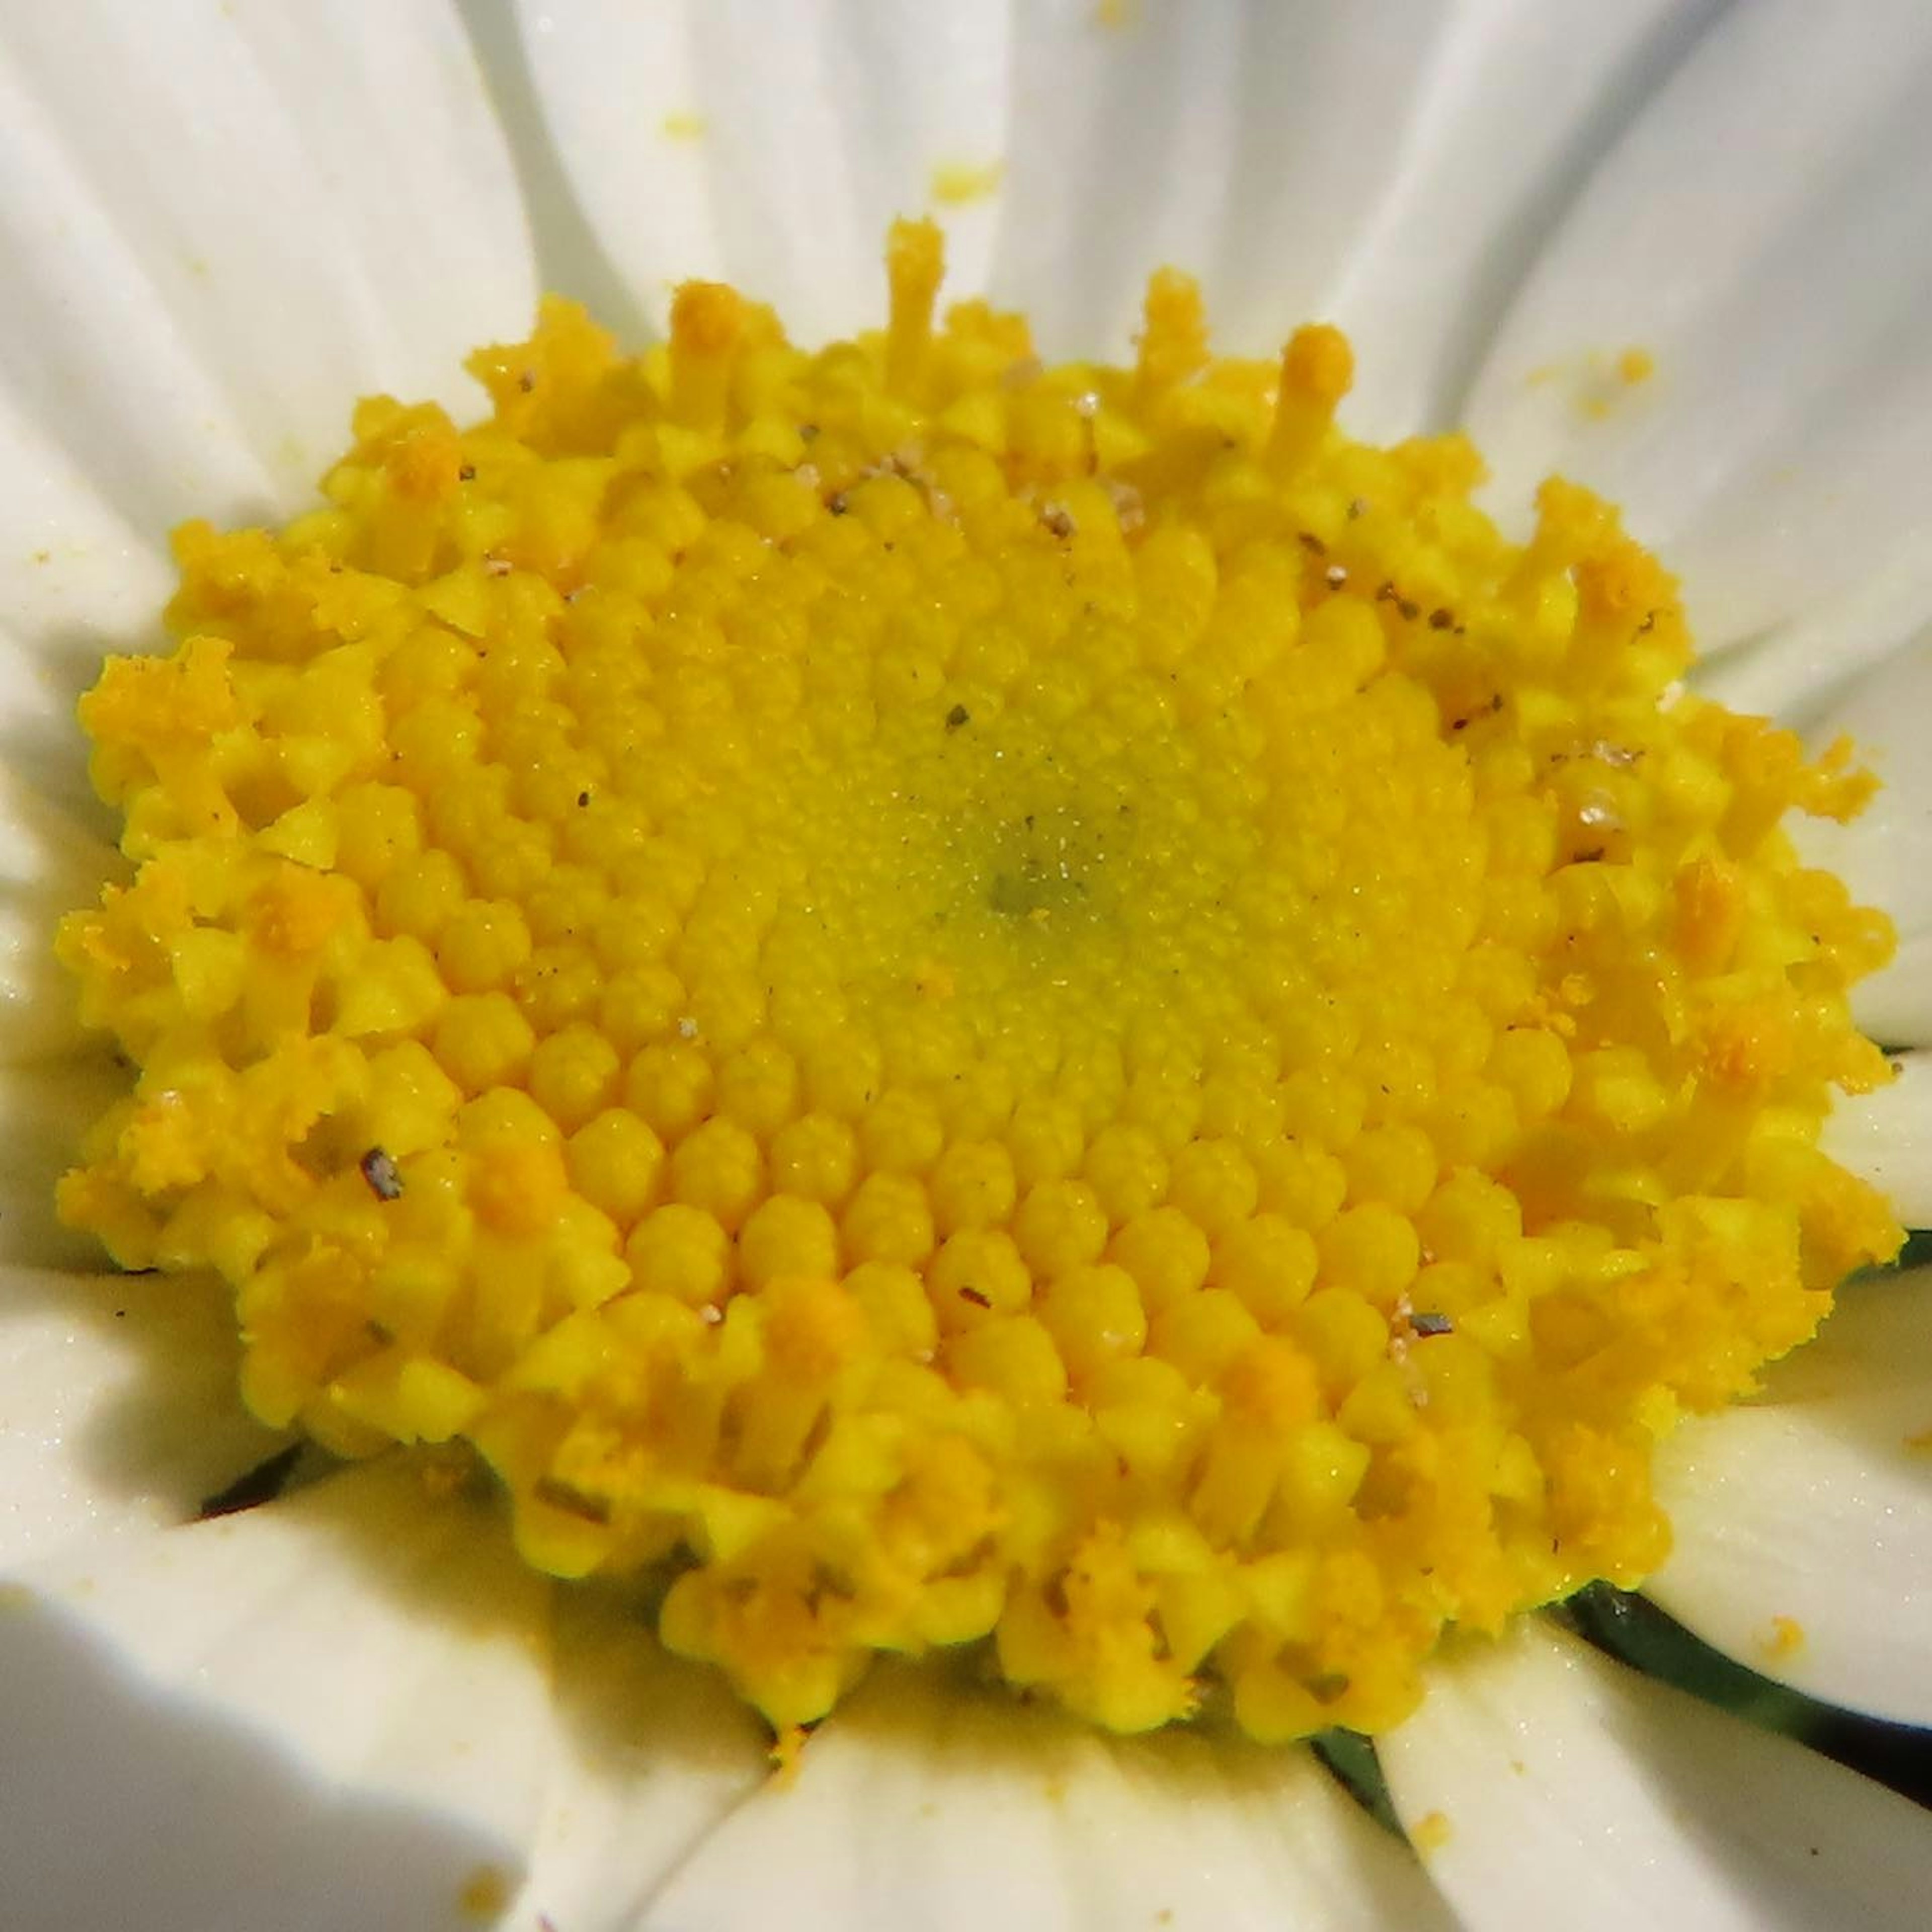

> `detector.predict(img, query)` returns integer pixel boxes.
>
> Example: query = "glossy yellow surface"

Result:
[60,223,1899,1739]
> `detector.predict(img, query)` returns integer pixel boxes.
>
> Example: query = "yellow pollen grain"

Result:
[457,1866,511,1919]
[1762,1614,1806,1662]
[929,159,1004,207]
[1618,346,1656,385]
[1412,1811,1454,1856]
[661,110,707,143]
[60,228,1900,1747]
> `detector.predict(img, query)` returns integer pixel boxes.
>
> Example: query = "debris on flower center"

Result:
[58,220,1901,1742]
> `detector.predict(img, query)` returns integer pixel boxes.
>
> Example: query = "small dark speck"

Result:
[578,790,592,808]
[945,703,971,732]
[114,1308,126,1320]
[1398,598,1420,621]
[458,463,476,482]
[827,492,849,516]
[799,423,820,443]
[1298,531,1326,556]
[1429,608,1454,630]
[1408,1311,1454,1338]
[958,1286,992,1309]
[518,369,536,392]
[359,1146,404,1201]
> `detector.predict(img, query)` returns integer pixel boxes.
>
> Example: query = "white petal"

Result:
[0,768,120,1063]
[1854,931,1932,1056]
[1466,0,1932,656]
[990,0,1387,366]
[0,0,536,535]
[1823,1055,1932,1228]
[1694,557,1932,735]
[0,1059,133,1266]
[0,420,170,787]
[1382,1618,1932,1932]
[0,1594,524,1932]
[3,1458,554,1931]
[1787,638,1932,1045]
[517,0,1004,346]
[1649,1274,1932,1726]
[508,1585,770,1932]
[1196,0,1720,437]
[0,1265,284,1573]
[522,0,1707,430]
[641,1659,1447,1932]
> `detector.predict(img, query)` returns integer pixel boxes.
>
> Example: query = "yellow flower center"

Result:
[58,222,1900,1742]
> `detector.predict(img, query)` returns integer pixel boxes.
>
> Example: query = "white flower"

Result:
[2,4,1930,1928]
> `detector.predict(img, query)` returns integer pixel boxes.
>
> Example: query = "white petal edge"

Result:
[521,0,1715,433]
[2,1458,555,1932]
[0,404,170,746]
[0,765,121,1064]
[506,1584,771,1932]
[0,1265,285,1573]
[1187,0,1724,437]
[1465,0,1932,658]
[0,1,538,532]
[1823,1054,1932,1229]
[1648,1272,1932,1726]
[0,1594,525,1932]
[1382,1618,1932,1932]
[1693,552,1932,737]
[640,1658,1451,1932]
[0,1061,126,1267]
[1788,637,1932,1047]
[517,0,1012,347]
[1854,931,1932,1058]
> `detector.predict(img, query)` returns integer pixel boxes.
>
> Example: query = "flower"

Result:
[2,4,1930,1929]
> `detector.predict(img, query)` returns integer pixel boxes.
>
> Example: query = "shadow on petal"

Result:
[0,1591,524,1932]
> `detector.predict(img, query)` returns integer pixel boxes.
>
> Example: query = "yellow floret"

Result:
[60,228,1901,1745]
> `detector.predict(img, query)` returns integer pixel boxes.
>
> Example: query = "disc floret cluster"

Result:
[61,222,1899,1741]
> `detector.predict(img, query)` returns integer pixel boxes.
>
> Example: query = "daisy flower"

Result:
[3,4,1931,1930]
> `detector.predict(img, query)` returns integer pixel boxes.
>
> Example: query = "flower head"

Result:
[3,6,1931,1929]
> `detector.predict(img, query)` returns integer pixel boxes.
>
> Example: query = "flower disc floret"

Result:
[60,222,1900,1741]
